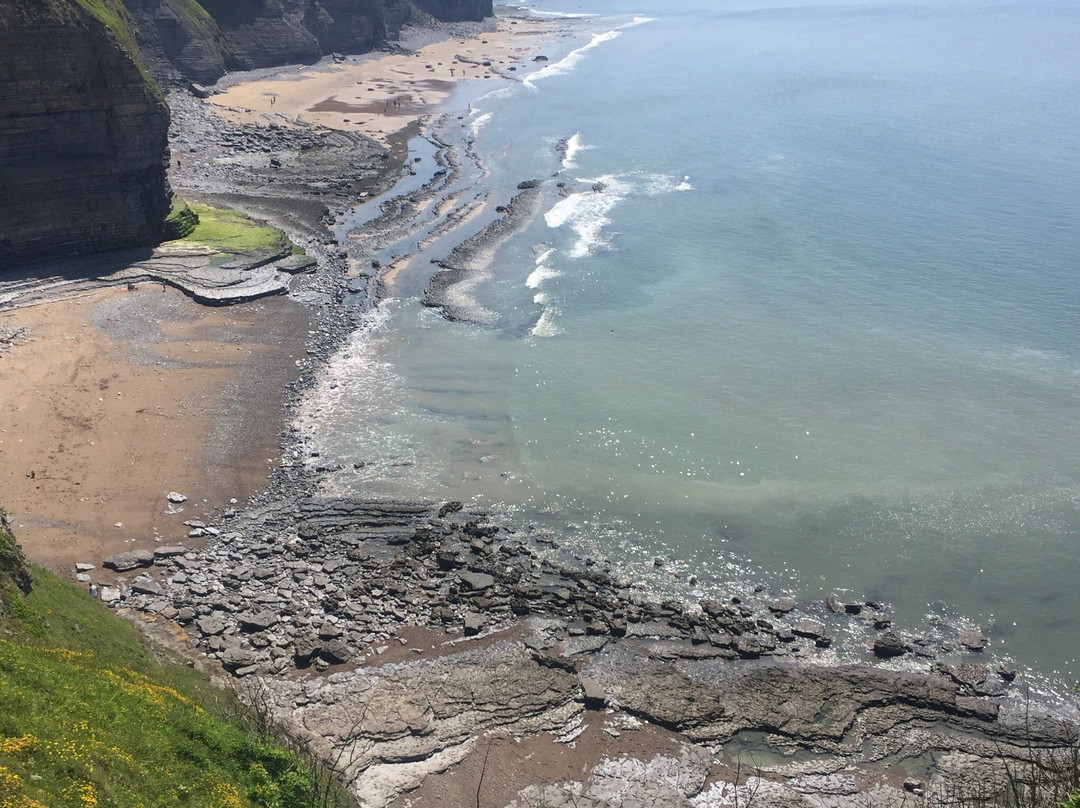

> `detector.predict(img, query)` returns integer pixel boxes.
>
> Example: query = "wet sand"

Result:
[208,17,568,145]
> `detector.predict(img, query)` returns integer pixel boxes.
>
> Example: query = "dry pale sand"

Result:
[209,17,566,144]
[0,286,310,577]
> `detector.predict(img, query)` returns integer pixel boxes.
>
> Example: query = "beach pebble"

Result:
[167,491,188,503]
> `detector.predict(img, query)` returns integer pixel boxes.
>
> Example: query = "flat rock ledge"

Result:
[0,241,316,310]
[105,496,1080,807]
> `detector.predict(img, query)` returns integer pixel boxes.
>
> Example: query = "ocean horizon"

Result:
[307,0,1080,680]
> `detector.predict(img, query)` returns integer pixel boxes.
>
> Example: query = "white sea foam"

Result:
[534,247,556,265]
[526,246,561,288]
[621,15,656,27]
[524,30,622,89]
[530,305,562,337]
[468,112,493,138]
[562,132,588,169]
[295,306,421,493]
[526,264,562,289]
[544,172,692,258]
[544,186,622,258]
[527,9,599,18]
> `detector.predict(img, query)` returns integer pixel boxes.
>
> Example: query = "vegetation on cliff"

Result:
[0,520,345,808]
[179,203,291,253]
[72,0,162,96]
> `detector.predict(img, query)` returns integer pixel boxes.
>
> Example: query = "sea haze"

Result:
[310,0,1080,677]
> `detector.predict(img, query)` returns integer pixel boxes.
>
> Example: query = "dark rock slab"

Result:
[103,550,155,572]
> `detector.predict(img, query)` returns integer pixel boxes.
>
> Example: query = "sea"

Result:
[306,0,1080,680]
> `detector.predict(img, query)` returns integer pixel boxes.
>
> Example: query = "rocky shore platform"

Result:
[97,491,1080,807]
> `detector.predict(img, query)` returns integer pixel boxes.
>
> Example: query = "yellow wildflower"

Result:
[209,782,243,808]
[76,782,96,808]
[0,736,36,756]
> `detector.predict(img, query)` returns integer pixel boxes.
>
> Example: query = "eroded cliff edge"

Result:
[0,0,171,264]
[124,0,495,86]
[0,0,494,265]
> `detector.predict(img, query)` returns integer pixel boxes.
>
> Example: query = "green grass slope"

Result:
[0,521,344,808]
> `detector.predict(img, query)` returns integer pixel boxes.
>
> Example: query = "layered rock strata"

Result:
[0,0,171,264]
[124,0,495,86]
[103,495,1080,806]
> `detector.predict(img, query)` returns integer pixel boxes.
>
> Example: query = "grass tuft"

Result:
[179,203,291,254]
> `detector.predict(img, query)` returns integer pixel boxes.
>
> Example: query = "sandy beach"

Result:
[208,17,568,145]
[0,16,570,578]
[0,287,309,573]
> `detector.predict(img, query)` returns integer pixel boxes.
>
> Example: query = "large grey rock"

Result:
[238,611,279,631]
[961,629,987,651]
[580,677,607,711]
[873,631,908,658]
[459,571,494,592]
[197,616,227,636]
[130,576,165,597]
[103,550,155,572]
[221,646,260,671]
[319,639,350,665]
[791,620,827,641]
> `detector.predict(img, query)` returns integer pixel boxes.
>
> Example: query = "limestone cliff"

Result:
[0,0,171,263]
[124,0,495,85]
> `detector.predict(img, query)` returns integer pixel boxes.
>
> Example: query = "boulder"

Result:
[103,550,154,572]
[238,611,279,631]
[319,639,350,665]
[130,577,165,597]
[791,620,827,641]
[960,629,987,652]
[872,632,907,658]
[221,646,260,671]
[463,613,484,637]
[197,616,227,636]
[99,586,121,604]
[459,571,494,592]
[768,597,796,614]
[580,677,607,711]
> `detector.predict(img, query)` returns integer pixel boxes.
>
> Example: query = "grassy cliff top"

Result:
[0,523,344,808]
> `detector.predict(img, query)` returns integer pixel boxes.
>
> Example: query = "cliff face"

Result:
[125,0,496,85]
[0,512,32,613]
[413,0,491,23]
[0,0,171,264]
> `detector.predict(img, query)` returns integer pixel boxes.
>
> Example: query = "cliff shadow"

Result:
[0,246,158,292]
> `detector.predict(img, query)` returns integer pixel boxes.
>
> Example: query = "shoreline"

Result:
[3,9,1080,808]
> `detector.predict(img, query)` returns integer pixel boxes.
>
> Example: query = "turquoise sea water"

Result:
[310,0,1080,677]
